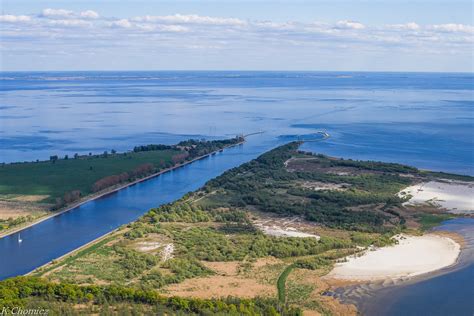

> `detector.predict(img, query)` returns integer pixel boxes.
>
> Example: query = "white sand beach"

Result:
[327,234,460,281]
[399,180,474,214]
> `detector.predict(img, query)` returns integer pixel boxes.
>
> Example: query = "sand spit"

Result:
[327,234,460,281]
[399,180,474,214]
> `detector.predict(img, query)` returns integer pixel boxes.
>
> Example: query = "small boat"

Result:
[18,234,22,243]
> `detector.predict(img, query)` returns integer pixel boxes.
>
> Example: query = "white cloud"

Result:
[110,19,132,28]
[2,9,472,71]
[387,22,420,31]
[254,21,296,31]
[40,8,99,20]
[0,15,31,23]
[134,24,189,32]
[132,14,246,26]
[429,24,474,34]
[335,20,365,30]
[48,19,92,28]
[41,8,74,18]
[159,25,189,32]
[80,10,99,19]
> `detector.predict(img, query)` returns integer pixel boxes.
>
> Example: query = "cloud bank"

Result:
[1,9,472,71]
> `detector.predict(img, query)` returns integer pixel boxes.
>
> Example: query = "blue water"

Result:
[0,136,282,279]
[364,218,474,316]
[0,72,473,312]
[1,71,473,174]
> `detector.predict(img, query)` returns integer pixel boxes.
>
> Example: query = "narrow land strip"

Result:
[0,140,244,239]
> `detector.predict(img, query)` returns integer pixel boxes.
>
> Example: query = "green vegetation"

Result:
[286,281,315,307]
[0,137,242,210]
[0,149,178,205]
[0,216,34,232]
[43,215,354,288]
[277,256,335,306]
[421,170,474,182]
[23,141,469,315]
[0,276,301,315]
[34,233,118,277]
[205,142,415,232]
[160,225,350,261]
[416,213,454,231]
[277,264,296,304]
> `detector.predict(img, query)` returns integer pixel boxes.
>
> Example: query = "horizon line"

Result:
[1,69,473,74]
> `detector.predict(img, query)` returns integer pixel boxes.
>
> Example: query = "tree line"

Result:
[0,276,301,315]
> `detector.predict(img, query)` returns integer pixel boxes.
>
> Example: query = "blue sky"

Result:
[1,0,473,71]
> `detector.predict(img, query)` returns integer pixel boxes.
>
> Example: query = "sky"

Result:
[0,0,473,72]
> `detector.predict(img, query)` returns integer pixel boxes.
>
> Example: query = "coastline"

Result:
[399,180,474,214]
[357,219,474,316]
[328,228,469,315]
[326,232,462,282]
[27,226,124,277]
[0,140,245,239]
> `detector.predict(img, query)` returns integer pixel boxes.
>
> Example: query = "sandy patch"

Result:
[135,241,162,252]
[252,256,283,268]
[253,216,320,240]
[161,243,174,262]
[203,261,240,275]
[258,225,321,239]
[165,258,282,299]
[134,240,174,261]
[298,181,349,191]
[203,257,283,276]
[164,273,275,299]
[0,200,48,220]
[399,181,474,214]
[7,195,49,202]
[327,234,460,281]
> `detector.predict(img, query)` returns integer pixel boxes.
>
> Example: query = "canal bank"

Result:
[0,135,280,280]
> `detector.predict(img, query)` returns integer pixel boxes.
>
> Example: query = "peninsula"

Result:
[1,141,472,315]
[0,137,244,236]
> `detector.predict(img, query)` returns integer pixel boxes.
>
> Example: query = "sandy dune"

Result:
[399,180,474,214]
[327,234,460,281]
[258,225,321,239]
[253,217,321,239]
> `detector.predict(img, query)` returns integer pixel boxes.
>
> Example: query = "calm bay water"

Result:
[362,218,474,316]
[0,136,282,279]
[0,72,473,312]
[1,71,473,174]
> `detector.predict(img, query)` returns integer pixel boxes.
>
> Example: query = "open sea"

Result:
[0,71,473,314]
[1,71,473,175]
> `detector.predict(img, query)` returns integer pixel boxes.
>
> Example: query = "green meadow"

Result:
[0,149,180,204]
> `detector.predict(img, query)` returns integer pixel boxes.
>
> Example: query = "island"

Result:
[1,141,472,315]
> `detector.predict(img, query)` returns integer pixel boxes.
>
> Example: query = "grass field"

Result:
[0,149,179,204]
[0,150,179,202]
[0,137,243,232]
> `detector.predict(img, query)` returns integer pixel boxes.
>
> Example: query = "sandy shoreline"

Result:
[327,233,461,282]
[0,140,244,239]
[399,180,474,214]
